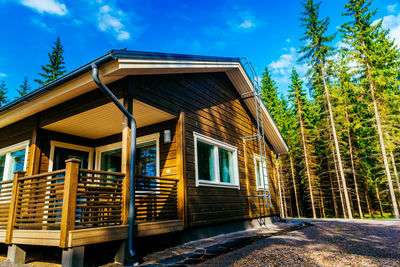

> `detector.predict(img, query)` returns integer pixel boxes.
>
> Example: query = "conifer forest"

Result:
[261,0,400,219]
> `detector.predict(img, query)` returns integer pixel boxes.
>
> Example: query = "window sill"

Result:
[197,180,240,190]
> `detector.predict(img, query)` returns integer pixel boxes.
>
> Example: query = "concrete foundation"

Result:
[7,244,26,265]
[62,246,85,267]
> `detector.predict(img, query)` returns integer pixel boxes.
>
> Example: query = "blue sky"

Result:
[0,0,399,100]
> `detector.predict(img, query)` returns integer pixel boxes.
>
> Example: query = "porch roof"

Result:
[0,50,289,154]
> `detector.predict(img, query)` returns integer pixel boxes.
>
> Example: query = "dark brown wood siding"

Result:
[133,73,280,228]
[36,120,177,178]
[0,72,280,229]
[0,116,37,175]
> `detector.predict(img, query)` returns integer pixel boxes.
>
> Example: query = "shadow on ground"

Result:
[200,220,400,266]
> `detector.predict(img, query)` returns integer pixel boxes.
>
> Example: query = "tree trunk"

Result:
[345,108,363,218]
[319,187,326,218]
[298,100,316,218]
[290,155,301,217]
[366,64,399,219]
[390,151,400,205]
[280,164,288,218]
[320,63,352,219]
[327,154,339,218]
[375,184,384,217]
[332,139,347,218]
[365,182,373,218]
[276,161,284,218]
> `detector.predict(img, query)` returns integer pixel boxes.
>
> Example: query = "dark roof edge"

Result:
[0,50,241,114]
[112,50,241,62]
[0,51,116,113]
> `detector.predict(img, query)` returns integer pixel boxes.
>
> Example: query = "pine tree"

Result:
[341,0,400,219]
[288,68,317,218]
[17,77,31,97]
[0,81,8,107]
[35,37,67,86]
[331,53,364,218]
[299,0,353,219]
[260,68,281,119]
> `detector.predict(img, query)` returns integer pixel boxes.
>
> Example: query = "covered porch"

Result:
[0,95,186,251]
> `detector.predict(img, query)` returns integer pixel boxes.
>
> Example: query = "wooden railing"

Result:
[0,180,14,229]
[1,159,180,247]
[14,170,66,230]
[75,169,124,228]
[135,175,179,221]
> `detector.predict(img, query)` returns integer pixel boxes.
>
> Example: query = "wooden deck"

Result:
[0,220,183,247]
[0,159,182,248]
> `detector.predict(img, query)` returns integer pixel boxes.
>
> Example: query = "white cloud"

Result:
[117,31,130,41]
[269,47,297,75]
[269,47,308,86]
[20,0,67,15]
[238,20,254,29]
[0,73,6,78]
[378,13,400,47]
[229,10,258,31]
[97,4,131,41]
[387,4,397,13]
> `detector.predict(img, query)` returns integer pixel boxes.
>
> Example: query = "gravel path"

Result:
[200,219,400,267]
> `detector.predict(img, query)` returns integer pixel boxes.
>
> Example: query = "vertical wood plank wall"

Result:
[0,72,281,230]
[133,73,280,228]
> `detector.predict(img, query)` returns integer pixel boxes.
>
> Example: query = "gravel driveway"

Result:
[200,219,400,267]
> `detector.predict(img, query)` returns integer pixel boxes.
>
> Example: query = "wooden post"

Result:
[27,117,41,176]
[6,171,26,244]
[60,159,80,248]
[121,97,132,225]
[176,112,187,227]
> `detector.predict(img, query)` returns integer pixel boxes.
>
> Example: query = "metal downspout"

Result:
[91,64,137,259]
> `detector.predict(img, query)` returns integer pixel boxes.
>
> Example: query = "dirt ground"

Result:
[0,219,399,266]
[200,218,400,267]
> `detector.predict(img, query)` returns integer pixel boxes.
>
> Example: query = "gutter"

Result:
[91,64,137,262]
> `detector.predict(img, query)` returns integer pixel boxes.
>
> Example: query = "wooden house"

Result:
[0,50,288,265]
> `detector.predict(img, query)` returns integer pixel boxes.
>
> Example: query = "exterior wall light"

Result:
[164,129,171,144]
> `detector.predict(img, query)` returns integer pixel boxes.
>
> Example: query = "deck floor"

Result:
[0,219,183,248]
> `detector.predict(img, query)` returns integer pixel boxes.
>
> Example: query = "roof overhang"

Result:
[0,50,289,154]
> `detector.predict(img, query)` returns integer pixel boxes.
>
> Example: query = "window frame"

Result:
[0,140,30,181]
[254,154,270,192]
[95,132,160,176]
[194,132,240,189]
[48,141,94,171]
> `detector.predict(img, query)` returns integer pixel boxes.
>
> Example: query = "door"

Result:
[53,147,89,171]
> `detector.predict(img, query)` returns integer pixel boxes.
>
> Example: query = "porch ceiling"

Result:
[42,99,176,139]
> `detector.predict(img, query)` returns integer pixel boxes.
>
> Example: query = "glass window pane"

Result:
[256,158,262,188]
[101,148,122,172]
[197,141,215,181]
[0,155,6,181]
[136,141,157,191]
[8,149,26,180]
[256,158,268,189]
[136,141,157,176]
[218,148,234,183]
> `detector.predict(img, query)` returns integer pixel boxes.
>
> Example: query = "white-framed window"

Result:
[0,140,30,181]
[254,154,270,191]
[95,132,160,176]
[95,142,123,173]
[48,141,94,171]
[194,132,240,189]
